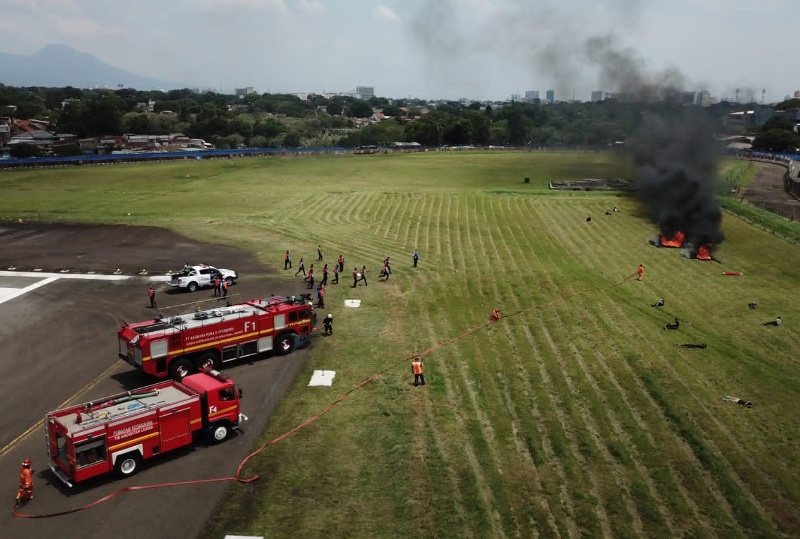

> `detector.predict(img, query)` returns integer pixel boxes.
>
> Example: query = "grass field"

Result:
[2,152,800,538]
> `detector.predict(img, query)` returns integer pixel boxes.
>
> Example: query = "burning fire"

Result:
[659,231,685,248]
[696,244,712,260]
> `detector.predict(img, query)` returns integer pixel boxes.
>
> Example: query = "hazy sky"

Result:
[1,0,796,102]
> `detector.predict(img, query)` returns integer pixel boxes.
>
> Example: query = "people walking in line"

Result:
[413,249,419,268]
[321,264,329,286]
[295,258,306,277]
[148,286,157,308]
[384,257,391,275]
[323,313,333,335]
[306,265,315,289]
[337,254,344,273]
[16,458,33,504]
[213,276,221,296]
[359,265,368,286]
[284,250,292,270]
[317,245,323,261]
[352,267,359,288]
[380,262,390,280]
[411,357,425,386]
[332,264,339,284]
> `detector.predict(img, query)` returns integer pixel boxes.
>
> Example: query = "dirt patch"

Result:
[0,222,269,276]
[741,162,800,221]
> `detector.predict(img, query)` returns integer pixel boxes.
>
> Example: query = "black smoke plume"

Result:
[628,113,724,250]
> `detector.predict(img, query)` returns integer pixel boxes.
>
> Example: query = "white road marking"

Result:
[0,271,172,305]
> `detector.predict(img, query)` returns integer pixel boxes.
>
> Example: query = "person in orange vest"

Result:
[337,254,344,273]
[148,286,157,308]
[637,263,645,281]
[332,264,339,284]
[490,308,501,322]
[221,279,229,297]
[352,267,359,288]
[213,276,221,296]
[306,265,315,289]
[411,356,425,386]
[321,264,329,286]
[16,458,33,504]
[317,284,325,308]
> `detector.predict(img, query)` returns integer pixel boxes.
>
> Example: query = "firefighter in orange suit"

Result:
[411,357,425,386]
[490,308,501,322]
[637,264,645,281]
[148,286,157,308]
[16,458,33,504]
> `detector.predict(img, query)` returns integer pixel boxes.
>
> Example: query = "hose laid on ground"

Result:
[13,272,636,519]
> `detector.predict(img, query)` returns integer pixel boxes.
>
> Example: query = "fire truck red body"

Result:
[118,296,314,379]
[46,370,246,487]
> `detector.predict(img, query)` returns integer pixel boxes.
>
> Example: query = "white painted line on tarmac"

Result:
[0,270,171,282]
[0,276,59,304]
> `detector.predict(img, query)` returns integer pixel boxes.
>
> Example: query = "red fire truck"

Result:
[118,295,314,379]
[46,369,246,487]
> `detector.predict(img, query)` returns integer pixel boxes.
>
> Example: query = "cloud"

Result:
[373,5,399,22]
[297,0,327,14]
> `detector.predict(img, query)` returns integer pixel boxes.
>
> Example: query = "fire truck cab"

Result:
[46,370,245,487]
[118,295,314,380]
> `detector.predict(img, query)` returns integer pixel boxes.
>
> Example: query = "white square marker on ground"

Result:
[308,370,336,387]
[344,299,361,307]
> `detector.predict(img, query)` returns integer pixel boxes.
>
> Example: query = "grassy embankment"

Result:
[2,152,800,538]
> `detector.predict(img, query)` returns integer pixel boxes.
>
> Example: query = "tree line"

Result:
[1,84,796,151]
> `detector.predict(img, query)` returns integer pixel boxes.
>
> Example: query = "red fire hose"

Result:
[13,272,637,519]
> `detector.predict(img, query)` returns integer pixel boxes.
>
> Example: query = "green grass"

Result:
[3,151,800,538]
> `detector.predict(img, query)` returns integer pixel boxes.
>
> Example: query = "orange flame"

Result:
[659,231,685,248]
[696,244,712,260]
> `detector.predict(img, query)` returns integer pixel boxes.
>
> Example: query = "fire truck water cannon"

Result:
[118,295,315,380]
[45,370,246,487]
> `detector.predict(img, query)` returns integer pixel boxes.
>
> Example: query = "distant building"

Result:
[356,86,375,101]
[590,91,604,102]
[545,90,554,103]
[235,87,255,98]
[794,90,800,99]
[524,90,539,103]
[511,94,522,102]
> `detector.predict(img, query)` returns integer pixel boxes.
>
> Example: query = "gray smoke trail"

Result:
[405,0,725,251]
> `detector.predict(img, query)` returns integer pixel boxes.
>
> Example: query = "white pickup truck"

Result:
[169,264,238,292]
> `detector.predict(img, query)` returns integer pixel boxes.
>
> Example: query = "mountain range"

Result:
[0,44,184,90]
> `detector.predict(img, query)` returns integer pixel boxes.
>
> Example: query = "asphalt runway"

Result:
[0,223,310,539]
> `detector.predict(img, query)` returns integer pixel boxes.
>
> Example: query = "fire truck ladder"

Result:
[153,294,241,320]
[74,390,168,428]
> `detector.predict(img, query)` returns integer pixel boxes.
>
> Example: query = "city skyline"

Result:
[0,0,796,103]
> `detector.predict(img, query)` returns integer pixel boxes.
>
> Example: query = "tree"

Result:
[346,100,374,119]
[283,132,301,148]
[752,129,800,152]
[326,101,344,116]
[443,117,472,146]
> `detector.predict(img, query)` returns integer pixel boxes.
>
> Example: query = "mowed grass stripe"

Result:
[489,197,612,537]
[477,196,573,538]
[496,195,585,538]
[461,195,558,537]
[576,297,717,536]
[598,296,769,535]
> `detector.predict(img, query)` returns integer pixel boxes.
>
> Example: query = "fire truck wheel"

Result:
[114,453,141,478]
[276,333,295,355]
[169,358,195,380]
[195,352,219,371]
[188,281,198,293]
[208,423,230,443]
